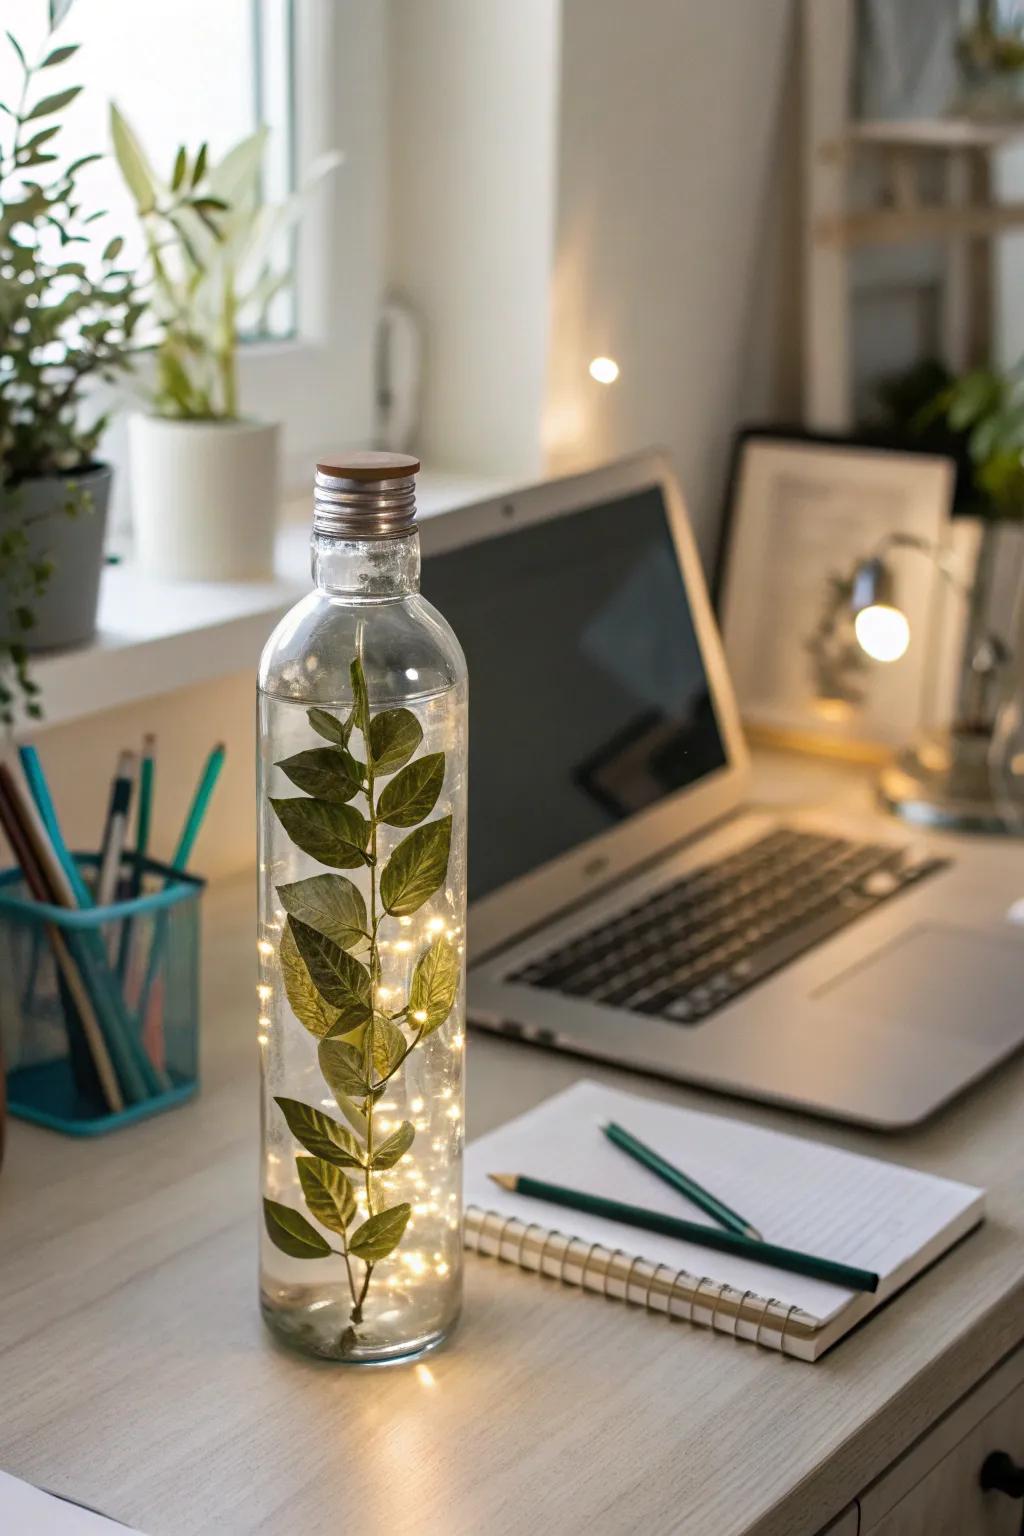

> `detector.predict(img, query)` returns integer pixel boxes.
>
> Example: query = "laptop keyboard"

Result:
[508,827,948,1025]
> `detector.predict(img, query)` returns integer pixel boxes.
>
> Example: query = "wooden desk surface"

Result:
[2,753,1023,1536]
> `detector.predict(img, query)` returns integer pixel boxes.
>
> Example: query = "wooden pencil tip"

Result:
[488,1173,517,1191]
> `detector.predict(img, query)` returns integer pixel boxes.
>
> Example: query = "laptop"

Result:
[419,452,1024,1129]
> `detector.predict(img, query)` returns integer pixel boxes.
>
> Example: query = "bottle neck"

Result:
[311,529,421,600]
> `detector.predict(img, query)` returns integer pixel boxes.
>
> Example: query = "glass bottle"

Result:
[257,453,467,1363]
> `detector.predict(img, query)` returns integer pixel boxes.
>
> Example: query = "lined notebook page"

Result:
[465,1080,983,1325]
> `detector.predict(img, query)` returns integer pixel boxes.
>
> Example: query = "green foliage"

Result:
[262,662,459,1349]
[0,23,141,722]
[873,356,1024,521]
[110,106,340,421]
[263,1198,333,1260]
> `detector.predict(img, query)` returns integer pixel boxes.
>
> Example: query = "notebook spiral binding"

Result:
[464,1206,819,1358]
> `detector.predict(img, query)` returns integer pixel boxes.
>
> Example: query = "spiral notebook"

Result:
[464,1080,984,1361]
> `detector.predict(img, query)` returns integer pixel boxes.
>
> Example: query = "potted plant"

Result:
[0,26,141,723]
[111,111,337,583]
[955,0,1024,118]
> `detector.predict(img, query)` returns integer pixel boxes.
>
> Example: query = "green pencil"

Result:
[172,741,225,871]
[488,1173,879,1294]
[603,1120,762,1241]
[132,733,156,896]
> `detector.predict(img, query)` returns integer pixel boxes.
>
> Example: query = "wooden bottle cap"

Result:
[316,451,420,482]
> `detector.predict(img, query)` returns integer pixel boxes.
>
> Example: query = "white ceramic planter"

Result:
[129,414,280,581]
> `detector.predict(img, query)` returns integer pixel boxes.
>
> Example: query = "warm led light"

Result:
[395,939,412,953]
[854,603,910,663]
[257,984,272,1002]
[257,939,274,957]
[258,1015,271,1028]
[412,1008,429,1024]
[376,985,393,1002]
[410,1096,424,1114]
[447,1104,461,1120]
[588,355,620,384]
[257,1032,268,1046]
[450,1032,464,1050]
[427,917,445,934]
[398,916,413,928]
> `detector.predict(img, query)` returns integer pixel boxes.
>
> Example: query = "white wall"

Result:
[544,0,801,560]
[386,0,561,479]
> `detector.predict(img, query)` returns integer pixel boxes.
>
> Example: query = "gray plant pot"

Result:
[1,463,112,652]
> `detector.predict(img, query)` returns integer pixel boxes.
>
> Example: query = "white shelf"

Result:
[27,470,510,735]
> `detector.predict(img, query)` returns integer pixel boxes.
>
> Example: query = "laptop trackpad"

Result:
[814,925,1024,1046]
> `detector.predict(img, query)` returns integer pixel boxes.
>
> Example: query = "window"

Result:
[0,0,296,339]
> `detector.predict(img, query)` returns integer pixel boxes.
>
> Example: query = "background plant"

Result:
[0,21,141,724]
[262,657,457,1352]
[110,106,339,421]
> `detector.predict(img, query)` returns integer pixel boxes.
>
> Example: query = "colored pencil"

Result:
[0,759,156,1104]
[171,742,225,871]
[96,750,137,908]
[0,765,123,1113]
[133,734,156,897]
[603,1121,763,1241]
[488,1173,879,1294]
[18,744,92,909]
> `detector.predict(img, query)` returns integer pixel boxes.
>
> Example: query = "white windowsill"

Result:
[26,470,511,735]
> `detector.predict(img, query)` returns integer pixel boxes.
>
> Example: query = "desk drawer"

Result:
[860,1347,1024,1535]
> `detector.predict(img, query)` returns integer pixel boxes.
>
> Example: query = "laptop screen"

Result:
[421,484,728,902]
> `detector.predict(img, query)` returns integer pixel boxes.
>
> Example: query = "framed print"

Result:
[716,432,961,757]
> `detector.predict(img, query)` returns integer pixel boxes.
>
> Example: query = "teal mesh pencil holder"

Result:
[0,853,203,1135]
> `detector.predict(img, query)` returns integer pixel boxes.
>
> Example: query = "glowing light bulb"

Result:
[257,984,272,1002]
[410,1097,424,1114]
[257,939,274,957]
[588,355,620,384]
[427,917,445,935]
[854,603,911,663]
[412,1008,429,1025]
[395,939,412,953]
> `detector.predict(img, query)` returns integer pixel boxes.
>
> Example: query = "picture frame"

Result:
[714,429,964,758]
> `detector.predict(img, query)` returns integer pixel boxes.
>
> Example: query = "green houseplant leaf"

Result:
[307,706,350,746]
[276,746,362,804]
[381,816,453,916]
[270,797,370,869]
[279,922,340,1038]
[263,1198,333,1259]
[318,1036,372,1099]
[349,1203,412,1262]
[409,934,459,1035]
[110,101,157,213]
[371,1121,415,1170]
[277,874,367,951]
[296,1156,357,1235]
[369,709,423,774]
[377,753,444,827]
[350,657,370,737]
[288,917,372,1025]
[275,1096,365,1168]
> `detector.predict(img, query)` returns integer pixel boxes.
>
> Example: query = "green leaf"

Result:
[277,873,367,951]
[409,934,459,1036]
[274,1096,365,1168]
[25,85,81,122]
[377,752,444,827]
[6,32,26,70]
[296,1156,356,1235]
[192,140,208,186]
[276,745,362,803]
[171,145,187,191]
[318,1036,372,1099]
[371,1121,415,1170]
[350,657,370,738]
[270,797,370,869]
[279,922,340,1038]
[49,0,77,29]
[307,705,350,745]
[110,102,157,214]
[381,816,453,916]
[367,1014,407,1077]
[349,1203,412,1262]
[41,43,78,67]
[369,709,423,774]
[288,917,372,1026]
[263,1198,332,1259]
[102,236,123,263]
